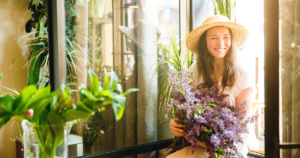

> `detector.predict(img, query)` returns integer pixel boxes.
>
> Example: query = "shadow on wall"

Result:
[0,0,31,157]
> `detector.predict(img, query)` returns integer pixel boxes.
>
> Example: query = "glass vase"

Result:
[22,120,68,158]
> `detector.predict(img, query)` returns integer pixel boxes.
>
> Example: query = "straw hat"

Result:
[186,15,250,54]
[118,19,161,49]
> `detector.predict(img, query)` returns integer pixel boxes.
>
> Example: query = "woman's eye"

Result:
[224,37,230,39]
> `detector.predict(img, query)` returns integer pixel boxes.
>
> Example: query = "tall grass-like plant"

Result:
[20,0,91,90]
[154,33,193,121]
[213,0,236,21]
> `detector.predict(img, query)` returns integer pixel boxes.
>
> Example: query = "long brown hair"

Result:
[196,28,237,91]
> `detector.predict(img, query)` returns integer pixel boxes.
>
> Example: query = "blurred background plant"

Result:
[21,0,89,90]
[213,0,236,21]
[154,33,193,121]
[0,68,138,158]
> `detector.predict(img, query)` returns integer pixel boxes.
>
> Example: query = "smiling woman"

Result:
[168,15,256,158]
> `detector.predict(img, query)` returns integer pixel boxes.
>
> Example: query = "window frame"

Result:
[48,0,300,158]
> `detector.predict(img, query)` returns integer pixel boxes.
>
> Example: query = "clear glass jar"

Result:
[22,120,68,158]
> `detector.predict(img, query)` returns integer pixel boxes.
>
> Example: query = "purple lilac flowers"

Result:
[166,70,259,158]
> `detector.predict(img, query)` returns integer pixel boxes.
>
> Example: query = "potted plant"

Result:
[0,68,138,158]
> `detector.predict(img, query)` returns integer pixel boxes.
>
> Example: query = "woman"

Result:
[168,15,255,158]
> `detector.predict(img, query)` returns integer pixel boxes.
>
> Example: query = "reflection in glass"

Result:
[279,0,300,157]
[65,0,179,157]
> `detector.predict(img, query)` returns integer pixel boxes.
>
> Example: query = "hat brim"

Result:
[186,21,250,54]
[118,26,137,44]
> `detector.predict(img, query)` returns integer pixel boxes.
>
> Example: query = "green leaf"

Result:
[199,136,208,142]
[122,88,139,96]
[0,115,12,129]
[98,90,113,98]
[62,109,91,122]
[208,103,217,107]
[12,85,37,112]
[101,99,113,106]
[61,83,70,99]
[0,95,15,113]
[47,111,64,147]
[79,88,103,108]
[0,73,3,82]
[112,102,124,121]
[23,86,51,111]
[28,19,45,86]
[0,105,11,117]
[98,82,103,92]
[113,93,126,108]
[109,71,118,91]
[116,84,123,93]
[197,109,204,114]
[32,91,59,120]
[103,71,110,90]
[88,68,99,96]
[76,101,93,113]
[217,147,223,154]
[208,128,213,135]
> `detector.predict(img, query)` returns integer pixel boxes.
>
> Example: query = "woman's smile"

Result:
[206,26,231,59]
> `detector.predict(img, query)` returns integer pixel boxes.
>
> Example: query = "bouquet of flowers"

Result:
[165,69,258,158]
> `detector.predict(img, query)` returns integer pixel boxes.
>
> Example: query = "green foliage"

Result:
[213,0,236,21]
[23,0,89,89]
[154,32,193,120]
[26,0,48,33]
[259,130,265,136]
[0,68,138,158]
[83,110,107,153]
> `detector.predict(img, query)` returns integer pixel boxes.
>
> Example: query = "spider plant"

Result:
[154,33,193,121]
[213,0,236,21]
[21,0,90,89]
[20,24,89,89]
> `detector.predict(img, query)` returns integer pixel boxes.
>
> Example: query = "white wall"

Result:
[0,0,30,157]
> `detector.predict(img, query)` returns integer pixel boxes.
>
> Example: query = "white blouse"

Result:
[188,62,256,157]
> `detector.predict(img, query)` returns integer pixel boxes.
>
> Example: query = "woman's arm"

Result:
[235,87,255,120]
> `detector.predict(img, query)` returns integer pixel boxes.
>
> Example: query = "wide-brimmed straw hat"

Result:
[118,19,161,49]
[186,15,250,54]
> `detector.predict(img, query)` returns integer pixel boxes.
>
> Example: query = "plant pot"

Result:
[22,120,68,158]
[258,135,265,151]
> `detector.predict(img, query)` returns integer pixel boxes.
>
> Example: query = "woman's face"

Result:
[206,26,231,59]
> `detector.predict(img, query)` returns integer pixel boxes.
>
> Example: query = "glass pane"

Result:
[279,0,300,157]
[236,0,265,154]
[64,0,179,157]
[281,149,300,158]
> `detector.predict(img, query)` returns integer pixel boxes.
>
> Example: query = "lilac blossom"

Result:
[166,69,259,158]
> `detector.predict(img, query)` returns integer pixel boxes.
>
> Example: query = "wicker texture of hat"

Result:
[186,15,250,54]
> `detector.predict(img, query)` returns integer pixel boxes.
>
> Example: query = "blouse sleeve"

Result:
[233,65,257,98]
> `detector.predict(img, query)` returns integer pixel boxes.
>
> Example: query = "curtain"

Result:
[280,0,300,157]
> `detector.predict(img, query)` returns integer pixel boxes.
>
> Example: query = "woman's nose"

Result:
[217,38,224,47]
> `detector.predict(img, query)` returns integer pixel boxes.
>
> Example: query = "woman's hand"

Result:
[170,118,185,137]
